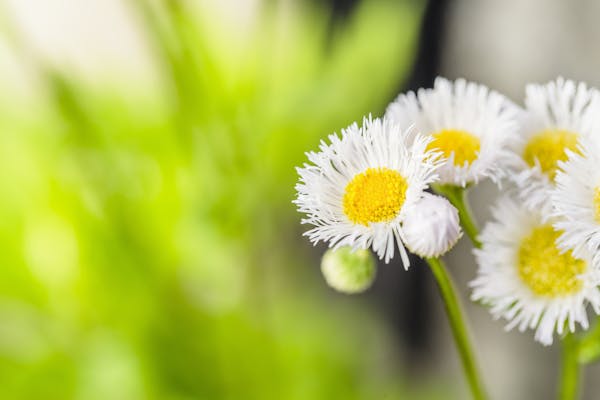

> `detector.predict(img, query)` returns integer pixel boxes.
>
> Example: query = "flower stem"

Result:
[426,257,487,400]
[577,318,600,364]
[432,185,481,248]
[559,333,581,400]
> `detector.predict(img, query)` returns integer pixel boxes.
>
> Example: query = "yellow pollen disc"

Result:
[343,167,408,226]
[426,129,481,166]
[522,129,579,180]
[518,225,586,297]
[594,187,600,224]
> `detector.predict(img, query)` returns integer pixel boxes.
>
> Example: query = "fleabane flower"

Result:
[512,78,600,217]
[294,116,440,267]
[553,137,600,259]
[385,77,520,187]
[403,193,462,258]
[471,195,600,346]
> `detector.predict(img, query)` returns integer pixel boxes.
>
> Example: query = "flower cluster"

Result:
[295,77,600,346]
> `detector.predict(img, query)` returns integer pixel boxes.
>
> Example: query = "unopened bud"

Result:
[321,246,376,294]
[403,193,462,258]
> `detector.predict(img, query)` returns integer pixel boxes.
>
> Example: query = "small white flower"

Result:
[385,77,520,187]
[403,193,462,258]
[294,116,440,267]
[553,137,600,259]
[321,246,376,294]
[512,78,600,218]
[471,196,600,346]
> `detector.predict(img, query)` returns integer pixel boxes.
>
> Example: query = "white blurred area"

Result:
[0,0,263,104]
[0,0,156,102]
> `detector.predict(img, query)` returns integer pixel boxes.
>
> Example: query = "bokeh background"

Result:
[1,0,600,399]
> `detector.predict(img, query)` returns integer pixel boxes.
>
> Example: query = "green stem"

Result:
[426,257,487,400]
[559,334,581,400]
[432,185,481,249]
[577,319,600,364]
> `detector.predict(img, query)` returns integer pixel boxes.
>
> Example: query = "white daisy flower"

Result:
[403,193,462,258]
[294,116,440,267]
[553,137,600,259]
[385,77,520,187]
[471,196,600,346]
[512,78,600,217]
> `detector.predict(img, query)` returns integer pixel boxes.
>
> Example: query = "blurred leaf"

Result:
[0,1,460,399]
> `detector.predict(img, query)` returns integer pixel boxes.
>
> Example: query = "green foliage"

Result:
[0,1,457,398]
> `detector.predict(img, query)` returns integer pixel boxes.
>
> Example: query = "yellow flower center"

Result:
[343,167,408,226]
[594,187,600,224]
[522,129,579,180]
[518,225,586,297]
[426,129,481,166]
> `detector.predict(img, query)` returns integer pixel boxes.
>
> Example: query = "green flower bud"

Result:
[320,246,376,294]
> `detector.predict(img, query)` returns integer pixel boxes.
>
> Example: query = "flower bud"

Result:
[403,193,462,258]
[320,246,376,294]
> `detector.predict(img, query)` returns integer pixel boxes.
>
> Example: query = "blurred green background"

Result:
[0,0,467,399]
